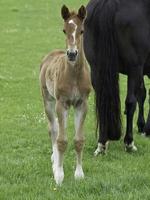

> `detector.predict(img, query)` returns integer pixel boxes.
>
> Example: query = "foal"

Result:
[40,5,91,185]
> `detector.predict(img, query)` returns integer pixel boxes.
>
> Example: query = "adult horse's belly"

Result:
[118,59,150,77]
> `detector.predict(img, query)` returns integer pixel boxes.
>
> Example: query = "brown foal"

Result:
[40,5,91,185]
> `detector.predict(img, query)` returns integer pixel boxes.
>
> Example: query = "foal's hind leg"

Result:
[74,100,87,179]
[137,79,146,134]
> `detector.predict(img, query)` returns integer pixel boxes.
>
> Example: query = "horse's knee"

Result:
[57,138,68,153]
[74,139,84,153]
[125,95,136,113]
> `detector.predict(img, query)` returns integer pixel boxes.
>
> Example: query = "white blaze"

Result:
[68,19,77,45]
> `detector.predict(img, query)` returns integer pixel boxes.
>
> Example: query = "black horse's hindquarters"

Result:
[84,0,150,149]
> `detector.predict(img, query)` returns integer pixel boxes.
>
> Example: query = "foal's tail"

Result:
[93,0,122,140]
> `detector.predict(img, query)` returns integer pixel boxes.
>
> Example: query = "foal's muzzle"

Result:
[67,49,78,62]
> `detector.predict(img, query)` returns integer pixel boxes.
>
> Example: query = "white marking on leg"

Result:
[52,143,64,185]
[125,141,137,152]
[54,166,64,185]
[94,142,109,156]
[52,143,58,174]
[51,153,54,163]
[74,164,84,179]
[54,144,65,185]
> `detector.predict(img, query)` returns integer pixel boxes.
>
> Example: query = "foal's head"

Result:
[61,5,86,62]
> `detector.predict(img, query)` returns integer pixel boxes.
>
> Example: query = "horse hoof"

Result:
[94,143,108,156]
[143,132,150,137]
[94,148,106,156]
[125,142,137,152]
[74,165,84,180]
[141,132,146,137]
[54,167,64,185]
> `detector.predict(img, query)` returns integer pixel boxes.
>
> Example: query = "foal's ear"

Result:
[77,5,86,21]
[61,5,70,21]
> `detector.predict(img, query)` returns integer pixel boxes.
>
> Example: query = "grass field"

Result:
[0,0,150,199]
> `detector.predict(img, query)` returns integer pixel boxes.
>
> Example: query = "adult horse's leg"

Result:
[74,100,87,179]
[90,69,109,156]
[55,100,68,185]
[137,79,146,134]
[84,1,122,156]
[124,79,146,133]
[94,127,109,156]
[124,68,143,151]
[144,89,150,136]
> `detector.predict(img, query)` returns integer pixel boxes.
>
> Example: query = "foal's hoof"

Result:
[54,167,64,185]
[125,142,137,152]
[74,166,84,180]
[94,143,108,156]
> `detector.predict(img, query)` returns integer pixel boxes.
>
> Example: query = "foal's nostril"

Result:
[69,52,75,57]
[75,50,78,56]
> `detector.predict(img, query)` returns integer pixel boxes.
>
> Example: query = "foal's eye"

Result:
[63,29,66,34]
[81,30,84,34]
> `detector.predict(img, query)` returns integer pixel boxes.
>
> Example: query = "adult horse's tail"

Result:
[85,0,122,140]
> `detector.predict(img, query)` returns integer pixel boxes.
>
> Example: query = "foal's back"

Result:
[40,50,65,96]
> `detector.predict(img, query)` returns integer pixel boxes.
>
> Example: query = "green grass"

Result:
[0,0,150,199]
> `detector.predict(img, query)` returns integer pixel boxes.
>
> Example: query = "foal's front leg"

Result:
[55,100,68,185]
[74,100,87,179]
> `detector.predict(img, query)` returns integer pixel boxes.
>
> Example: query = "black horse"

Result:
[83,0,150,155]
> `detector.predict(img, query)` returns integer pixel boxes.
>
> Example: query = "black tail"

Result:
[88,0,122,140]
